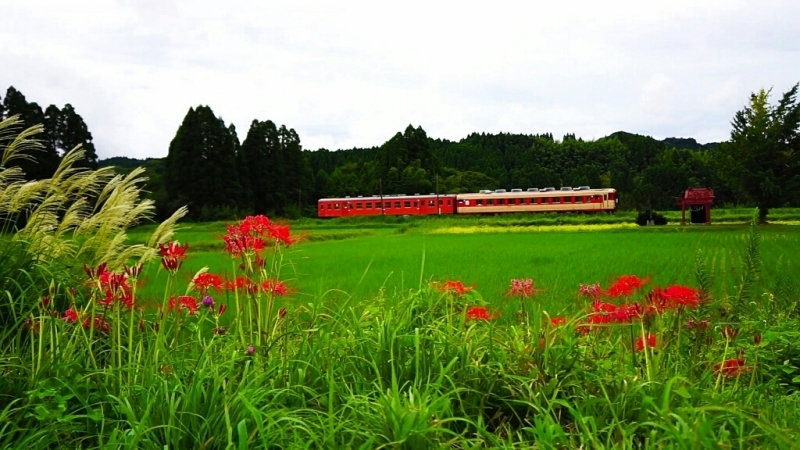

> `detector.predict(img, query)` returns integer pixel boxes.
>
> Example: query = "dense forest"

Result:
[4,84,799,221]
[0,86,98,179]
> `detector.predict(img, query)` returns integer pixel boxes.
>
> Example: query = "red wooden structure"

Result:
[677,188,714,225]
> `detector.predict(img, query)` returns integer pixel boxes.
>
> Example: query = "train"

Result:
[317,186,617,218]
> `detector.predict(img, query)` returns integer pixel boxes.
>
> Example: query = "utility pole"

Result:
[435,174,440,215]
[380,178,384,216]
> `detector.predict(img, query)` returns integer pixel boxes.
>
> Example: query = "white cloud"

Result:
[1,0,798,158]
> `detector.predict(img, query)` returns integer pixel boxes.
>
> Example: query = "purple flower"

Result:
[202,296,215,308]
[246,345,256,356]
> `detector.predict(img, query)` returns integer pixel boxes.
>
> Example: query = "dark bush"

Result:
[635,210,668,226]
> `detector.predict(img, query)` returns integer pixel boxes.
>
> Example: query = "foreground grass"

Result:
[2,214,799,448]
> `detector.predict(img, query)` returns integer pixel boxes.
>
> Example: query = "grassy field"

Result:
[5,210,799,448]
[129,214,799,322]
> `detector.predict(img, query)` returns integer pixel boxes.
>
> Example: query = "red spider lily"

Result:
[239,215,271,236]
[466,306,492,322]
[721,326,739,340]
[225,276,255,291]
[192,273,224,295]
[255,253,267,268]
[262,279,290,296]
[268,223,299,248]
[661,285,700,309]
[84,262,108,281]
[551,317,567,327]
[754,333,763,346]
[82,315,110,333]
[159,241,188,272]
[586,301,643,328]
[217,304,228,316]
[635,333,657,352]
[278,307,288,318]
[434,280,473,297]
[223,225,265,256]
[62,308,79,323]
[613,303,644,323]
[687,319,709,329]
[592,301,618,313]
[714,358,750,378]
[97,292,116,309]
[606,275,648,298]
[123,263,143,278]
[92,269,135,311]
[579,283,602,298]
[644,286,669,314]
[39,296,51,309]
[169,295,200,315]
[24,318,42,333]
[507,278,540,298]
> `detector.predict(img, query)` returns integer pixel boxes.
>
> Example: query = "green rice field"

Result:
[129,214,800,321]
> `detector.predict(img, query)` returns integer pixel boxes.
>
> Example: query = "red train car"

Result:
[318,194,457,218]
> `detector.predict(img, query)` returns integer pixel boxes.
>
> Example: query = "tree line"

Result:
[0,86,98,178]
[5,83,798,221]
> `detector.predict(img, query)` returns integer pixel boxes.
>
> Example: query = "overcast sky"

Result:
[2,1,798,159]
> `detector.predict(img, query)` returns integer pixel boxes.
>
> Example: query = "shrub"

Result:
[635,210,668,226]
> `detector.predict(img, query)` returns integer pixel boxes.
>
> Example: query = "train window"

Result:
[404,201,411,208]
[576,196,583,203]
[609,192,615,200]
[384,202,389,208]
[477,199,483,206]
[366,202,372,208]
[604,194,608,201]
[438,199,443,205]
[447,200,452,205]
[413,201,419,207]
[334,203,340,209]
[356,203,362,209]
[498,199,505,205]
[394,201,401,208]
[428,200,435,206]
[326,204,331,209]
[488,199,494,205]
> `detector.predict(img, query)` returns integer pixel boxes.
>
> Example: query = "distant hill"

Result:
[99,156,165,176]
[662,137,720,151]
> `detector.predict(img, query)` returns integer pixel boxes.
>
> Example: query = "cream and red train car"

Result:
[317,188,617,218]
[456,188,617,214]
[317,194,457,218]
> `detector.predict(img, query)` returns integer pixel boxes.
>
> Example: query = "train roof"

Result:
[318,194,457,202]
[457,188,616,200]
